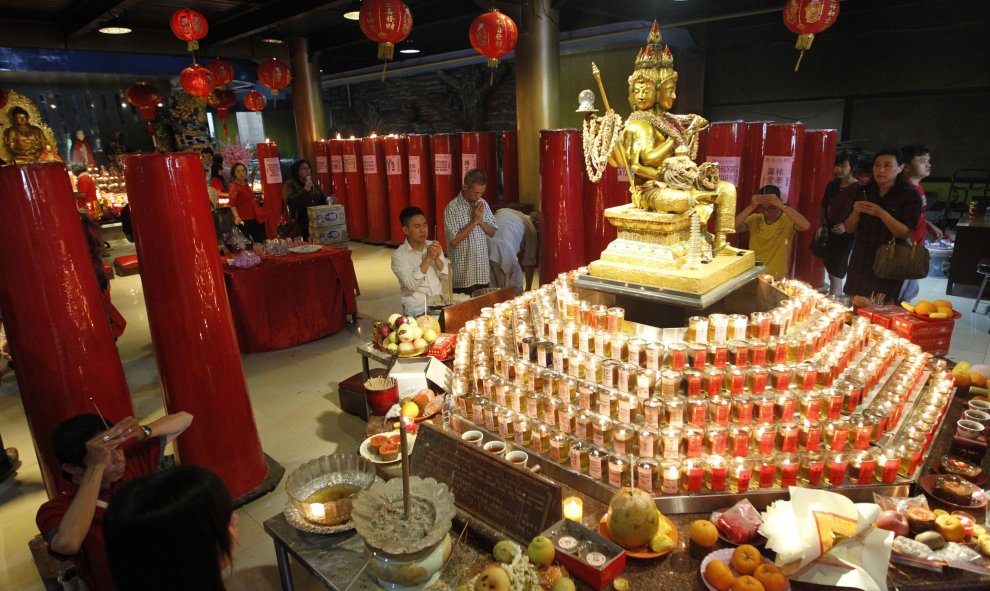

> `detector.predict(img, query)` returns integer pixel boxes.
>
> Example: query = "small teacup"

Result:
[956,419,984,440]
[968,399,990,413]
[483,440,506,456]
[962,409,990,429]
[461,430,483,446]
[505,450,529,467]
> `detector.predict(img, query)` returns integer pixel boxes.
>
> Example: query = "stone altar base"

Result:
[588,204,756,293]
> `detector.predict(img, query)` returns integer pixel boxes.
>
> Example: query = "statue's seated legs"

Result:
[636,180,737,251]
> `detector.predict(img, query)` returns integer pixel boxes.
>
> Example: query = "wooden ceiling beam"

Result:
[205,0,349,49]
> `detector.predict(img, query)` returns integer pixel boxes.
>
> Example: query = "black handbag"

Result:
[872,238,930,280]
[810,225,829,258]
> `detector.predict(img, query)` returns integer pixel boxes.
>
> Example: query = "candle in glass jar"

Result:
[705,426,728,455]
[747,367,768,394]
[664,395,686,427]
[562,496,583,522]
[661,460,680,494]
[875,449,900,484]
[598,389,619,419]
[687,398,708,427]
[729,340,750,367]
[708,341,729,369]
[557,404,577,434]
[688,342,709,370]
[643,398,664,429]
[729,458,753,493]
[688,316,709,343]
[775,422,799,453]
[680,426,705,458]
[683,369,703,398]
[610,334,629,363]
[826,452,848,486]
[660,370,682,399]
[613,425,635,455]
[703,369,724,397]
[725,367,746,396]
[776,453,799,487]
[638,429,657,458]
[775,393,797,423]
[680,458,705,493]
[709,396,731,427]
[608,455,631,488]
[732,395,754,426]
[549,433,572,464]
[850,451,876,485]
[757,455,777,489]
[667,343,687,371]
[799,451,826,486]
[637,458,659,494]
[592,417,614,447]
[569,441,591,474]
[755,395,776,425]
[660,426,682,459]
[606,307,625,334]
[602,360,619,389]
[514,419,532,447]
[706,455,729,492]
[750,339,768,367]
[532,424,552,454]
[636,370,656,400]
[709,314,729,342]
[645,342,664,371]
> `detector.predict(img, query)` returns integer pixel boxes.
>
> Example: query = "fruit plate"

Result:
[288,244,322,254]
[919,474,988,509]
[410,397,443,423]
[371,340,429,358]
[598,514,678,559]
[359,432,417,464]
[911,310,962,322]
[933,460,987,486]
[700,548,791,591]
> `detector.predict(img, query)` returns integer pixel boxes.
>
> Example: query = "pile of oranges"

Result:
[703,545,788,591]
[901,299,954,319]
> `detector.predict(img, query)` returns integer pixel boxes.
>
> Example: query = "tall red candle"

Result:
[583,163,628,263]
[702,121,747,190]
[328,138,349,216]
[361,135,390,244]
[123,153,268,498]
[431,133,462,249]
[406,134,434,225]
[795,129,838,288]
[540,130,586,280]
[313,139,333,197]
[383,134,410,245]
[341,138,368,239]
[255,140,283,239]
[739,121,772,215]
[461,131,498,206]
[501,131,519,204]
[0,163,135,497]
[763,122,806,276]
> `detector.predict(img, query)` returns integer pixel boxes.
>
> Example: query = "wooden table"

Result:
[947,215,990,294]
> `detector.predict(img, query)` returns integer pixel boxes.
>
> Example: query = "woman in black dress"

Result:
[283,159,325,240]
[818,151,862,295]
[843,148,923,303]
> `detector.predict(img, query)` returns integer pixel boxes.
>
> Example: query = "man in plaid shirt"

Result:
[444,169,497,294]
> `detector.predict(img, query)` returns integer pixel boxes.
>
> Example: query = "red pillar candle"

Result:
[501,131,519,204]
[406,134,434,225]
[739,121,772,215]
[794,129,838,288]
[0,163,135,497]
[431,133,462,249]
[702,121,747,190]
[461,131,498,206]
[360,135,390,244]
[539,129,586,280]
[256,140,283,239]
[329,138,349,215]
[762,122,806,276]
[123,153,268,498]
[341,138,368,239]
[313,139,333,197]
[583,164,628,264]
[383,134,410,245]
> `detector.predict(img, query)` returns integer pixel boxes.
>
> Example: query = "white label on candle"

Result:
[263,157,282,183]
[343,154,357,173]
[315,156,328,174]
[705,155,741,186]
[386,155,403,175]
[434,153,452,175]
[409,156,422,184]
[759,155,795,202]
[462,153,477,172]
[331,155,343,173]
[362,154,378,174]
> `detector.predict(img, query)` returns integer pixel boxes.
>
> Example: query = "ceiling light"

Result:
[99,25,132,34]
[399,47,420,54]
[343,10,360,20]
[261,37,284,44]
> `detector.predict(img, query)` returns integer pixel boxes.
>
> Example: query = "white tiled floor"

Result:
[0,243,987,590]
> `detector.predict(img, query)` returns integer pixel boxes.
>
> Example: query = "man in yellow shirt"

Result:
[734,185,810,278]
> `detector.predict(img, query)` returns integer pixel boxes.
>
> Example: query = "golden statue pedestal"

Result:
[588,204,756,294]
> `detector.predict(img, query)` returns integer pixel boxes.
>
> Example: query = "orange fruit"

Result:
[955,373,973,388]
[914,301,935,316]
[731,544,763,576]
[753,564,787,591]
[730,575,765,591]
[690,519,720,547]
[704,559,736,591]
[934,300,953,311]
[971,373,987,388]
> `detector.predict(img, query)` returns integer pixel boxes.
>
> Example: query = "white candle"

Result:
[562,496,583,522]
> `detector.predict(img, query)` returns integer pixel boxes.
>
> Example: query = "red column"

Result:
[123,153,268,498]
[313,139,333,197]
[762,122,806,277]
[329,138,349,219]
[361,136,390,244]
[406,134,434,226]
[384,135,410,246]
[0,163,135,497]
[431,133,462,249]
[739,121,772,215]
[583,164,628,264]
[342,138,368,239]
[461,131,498,206]
[540,130,585,280]
[795,129,838,288]
[501,131,519,204]
[256,141,284,239]
[701,121,747,189]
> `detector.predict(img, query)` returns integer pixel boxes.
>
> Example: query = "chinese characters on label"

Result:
[434,154,452,175]
[331,155,343,173]
[409,156,422,185]
[705,156,741,186]
[461,154,477,173]
[315,156,328,174]
[386,155,402,176]
[362,154,378,174]
[263,157,282,184]
[343,154,357,173]
[759,155,794,202]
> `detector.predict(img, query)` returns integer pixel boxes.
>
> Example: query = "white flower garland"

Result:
[582,110,623,183]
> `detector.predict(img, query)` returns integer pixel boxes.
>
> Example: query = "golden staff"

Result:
[591,62,639,202]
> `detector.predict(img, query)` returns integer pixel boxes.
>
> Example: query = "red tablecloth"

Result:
[222,246,360,353]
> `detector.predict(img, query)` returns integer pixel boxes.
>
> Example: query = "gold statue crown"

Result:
[633,21,677,83]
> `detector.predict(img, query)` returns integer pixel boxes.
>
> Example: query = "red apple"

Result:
[874,510,909,537]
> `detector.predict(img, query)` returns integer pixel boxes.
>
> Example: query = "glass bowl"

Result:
[285,453,376,526]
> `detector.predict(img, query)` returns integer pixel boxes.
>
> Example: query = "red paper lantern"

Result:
[179,64,215,98]
[243,90,267,112]
[206,58,234,88]
[257,59,292,95]
[359,0,413,61]
[169,8,209,53]
[469,10,518,69]
[207,89,236,118]
[783,0,840,71]
[126,82,164,121]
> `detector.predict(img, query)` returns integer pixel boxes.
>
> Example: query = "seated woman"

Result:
[283,159,326,241]
[104,465,236,591]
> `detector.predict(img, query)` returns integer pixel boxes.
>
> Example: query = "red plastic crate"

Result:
[890,315,954,339]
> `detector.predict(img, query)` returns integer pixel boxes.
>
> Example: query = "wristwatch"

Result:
[140,425,152,440]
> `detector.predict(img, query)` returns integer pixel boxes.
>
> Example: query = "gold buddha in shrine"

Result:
[585,22,754,293]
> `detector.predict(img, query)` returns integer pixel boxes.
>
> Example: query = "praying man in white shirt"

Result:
[391,206,449,316]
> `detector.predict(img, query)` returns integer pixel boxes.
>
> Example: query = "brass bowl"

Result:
[285,453,376,526]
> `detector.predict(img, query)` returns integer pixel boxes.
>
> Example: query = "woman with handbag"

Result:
[842,148,924,303]
[817,151,862,295]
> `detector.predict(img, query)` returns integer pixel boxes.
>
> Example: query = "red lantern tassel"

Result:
[378,42,395,61]
[794,33,815,72]
[188,40,199,53]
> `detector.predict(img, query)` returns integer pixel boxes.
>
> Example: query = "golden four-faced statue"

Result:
[584,21,754,293]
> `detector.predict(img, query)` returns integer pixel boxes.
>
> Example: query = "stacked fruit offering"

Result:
[373,314,442,356]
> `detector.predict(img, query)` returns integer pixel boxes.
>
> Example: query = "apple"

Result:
[393,315,410,329]
[874,510,909,537]
[423,328,438,344]
[397,325,416,343]
[387,331,398,344]
[387,313,401,327]
[407,317,418,327]
[411,326,423,340]
[377,324,391,339]
[385,342,398,354]
[527,535,555,567]
[413,338,428,350]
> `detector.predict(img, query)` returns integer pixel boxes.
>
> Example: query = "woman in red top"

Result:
[228,163,265,243]
[818,151,862,295]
